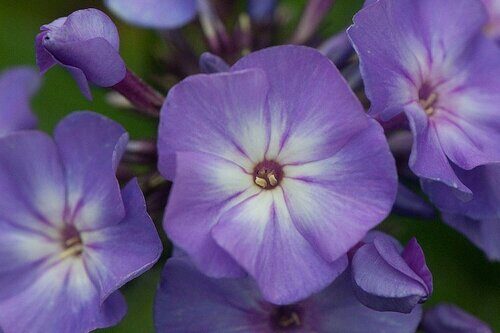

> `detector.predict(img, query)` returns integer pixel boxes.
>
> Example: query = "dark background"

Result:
[0,1,498,332]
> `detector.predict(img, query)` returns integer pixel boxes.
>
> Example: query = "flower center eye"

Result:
[418,83,439,116]
[253,160,283,189]
[271,305,302,330]
[59,225,83,258]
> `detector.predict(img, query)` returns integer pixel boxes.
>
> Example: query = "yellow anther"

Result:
[268,173,278,186]
[255,177,268,188]
[279,312,301,327]
[420,92,438,116]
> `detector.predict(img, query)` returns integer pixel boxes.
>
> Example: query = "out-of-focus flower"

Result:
[423,164,500,260]
[36,9,126,100]
[158,45,397,304]
[351,233,433,313]
[247,0,278,24]
[154,256,422,333]
[393,183,435,219]
[348,0,500,194]
[0,67,40,137]
[104,0,198,30]
[199,52,230,73]
[421,304,493,333]
[0,112,162,333]
[482,0,500,40]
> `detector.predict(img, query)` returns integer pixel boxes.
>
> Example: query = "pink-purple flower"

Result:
[158,45,397,304]
[0,112,162,332]
[154,255,423,333]
[348,0,500,194]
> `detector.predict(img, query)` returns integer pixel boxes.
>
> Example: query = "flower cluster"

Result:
[0,0,497,332]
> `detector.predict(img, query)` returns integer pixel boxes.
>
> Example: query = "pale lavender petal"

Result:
[309,270,423,333]
[0,260,126,333]
[351,236,431,313]
[280,119,397,262]
[154,258,271,333]
[0,67,39,136]
[232,45,371,165]
[442,213,500,261]
[212,189,348,304]
[164,151,256,277]
[105,0,198,29]
[421,304,493,333]
[158,69,270,180]
[54,112,128,230]
[83,179,162,299]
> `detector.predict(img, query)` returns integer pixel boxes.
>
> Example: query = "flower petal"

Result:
[232,45,371,165]
[213,189,348,304]
[154,258,270,333]
[164,151,257,278]
[281,119,397,262]
[158,69,270,180]
[54,112,128,230]
[83,179,162,299]
[105,0,198,29]
[421,303,493,333]
[0,259,126,333]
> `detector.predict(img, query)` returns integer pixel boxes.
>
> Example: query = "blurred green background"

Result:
[0,0,498,332]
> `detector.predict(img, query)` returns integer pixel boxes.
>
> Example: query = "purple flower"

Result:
[36,9,126,100]
[158,45,397,304]
[0,112,162,332]
[421,304,493,333]
[351,232,433,313]
[422,164,500,260]
[104,0,198,29]
[348,0,500,193]
[482,0,500,40]
[0,67,40,137]
[154,256,422,333]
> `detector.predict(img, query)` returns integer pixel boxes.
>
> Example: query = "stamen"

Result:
[268,173,278,186]
[419,92,438,116]
[253,160,283,190]
[278,312,301,327]
[59,225,84,259]
[255,176,268,188]
[271,305,303,330]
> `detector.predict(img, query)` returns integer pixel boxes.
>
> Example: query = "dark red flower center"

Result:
[418,83,439,116]
[253,160,283,189]
[60,225,83,257]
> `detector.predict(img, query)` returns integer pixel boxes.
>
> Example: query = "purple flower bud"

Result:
[348,0,500,194]
[199,52,230,73]
[104,0,197,30]
[352,235,433,313]
[0,67,40,137]
[158,45,397,304]
[36,9,126,99]
[0,112,162,332]
[421,304,493,333]
[154,256,422,333]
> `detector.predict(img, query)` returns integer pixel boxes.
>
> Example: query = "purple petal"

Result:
[394,183,435,219]
[421,304,493,333]
[158,69,270,180]
[280,119,397,263]
[231,45,373,165]
[164,151,255,278]
[0,260,126,332]
[54,112,128,230]
[35,31,57,74]
[154,258,270,333]
[105,0,198,29]
[0,67,40,136]
[442,213,500,261]
[83,179,162,299]
[212,189,348,304]
[351,236,431,313]
[309,270,423,333]
[405,103,470,194]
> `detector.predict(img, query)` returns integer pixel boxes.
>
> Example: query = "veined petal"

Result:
[405,103,470,193]
[158,69,270,180]
[213,188,348,304]
[232,45,370,164]
[54,112,128,230]
[281,119,396,262]
[83,179,162,300]
[105,0,198,29]
[0,259,126,333]
[0,132,66,231]
[164,151,257,278]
